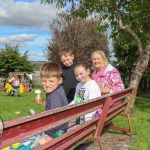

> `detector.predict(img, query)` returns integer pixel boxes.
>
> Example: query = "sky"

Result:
[0,0,63,61]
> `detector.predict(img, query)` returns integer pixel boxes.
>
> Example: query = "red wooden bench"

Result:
[0,87,134,150]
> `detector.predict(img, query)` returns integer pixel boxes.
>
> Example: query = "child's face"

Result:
[74,66,90,83]
[60,53,74,67]
[41,77,62,93]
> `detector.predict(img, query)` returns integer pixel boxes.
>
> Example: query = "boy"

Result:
[59,48,78,104]
[33,62,68,147]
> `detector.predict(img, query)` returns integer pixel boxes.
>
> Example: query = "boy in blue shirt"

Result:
[32,62,68,147]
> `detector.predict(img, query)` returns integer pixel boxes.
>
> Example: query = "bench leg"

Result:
[120,113,133,136]
[105,114,133,136]
[94,136,103,150]
[127,114,133,136]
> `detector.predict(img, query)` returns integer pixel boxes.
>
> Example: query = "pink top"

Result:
[92,64,124,94]
[9,77,20,86]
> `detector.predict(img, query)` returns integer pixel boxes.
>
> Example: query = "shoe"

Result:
[76,118,81,125]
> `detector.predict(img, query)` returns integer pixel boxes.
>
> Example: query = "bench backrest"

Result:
[0,87,134,149]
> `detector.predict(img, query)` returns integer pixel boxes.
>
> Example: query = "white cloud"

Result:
[0,34,38,46]
[20,50,47,61]
[28,53,47,61]
[28,51,45,57]
[8,34,38,42]
[0,0,64,61]
[0,0,61,30]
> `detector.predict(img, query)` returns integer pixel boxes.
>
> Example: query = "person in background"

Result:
[70,63,101,122]
[59,48,78,104]
[25,73,33,92]
[8,73,20,96]
[30,62,68,148]
[25,73,32,84]
[91,50,124,107]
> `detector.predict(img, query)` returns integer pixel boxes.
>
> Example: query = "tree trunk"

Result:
[117,8,150,114]
[126,41,150,115]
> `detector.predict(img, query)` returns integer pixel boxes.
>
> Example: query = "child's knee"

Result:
[31,135,52,148]
[37,135,52,145]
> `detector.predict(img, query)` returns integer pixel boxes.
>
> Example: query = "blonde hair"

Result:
[91,50,109,64]
[75,63,92,78]
[40,62,62,79]
[59,48,74,57]
[11,73,19,81]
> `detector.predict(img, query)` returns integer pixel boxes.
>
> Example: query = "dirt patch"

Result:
[74,133,134,150]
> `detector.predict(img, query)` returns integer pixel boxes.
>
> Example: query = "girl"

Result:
[9,73,20,89]
[8,73,20,96]
[70,63,101,121]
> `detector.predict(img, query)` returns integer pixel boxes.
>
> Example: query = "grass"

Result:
[130,96,150,150]
[107,96,150,150]
[137,92,150,99]
[0,88,45,121]
[0,90,150,149]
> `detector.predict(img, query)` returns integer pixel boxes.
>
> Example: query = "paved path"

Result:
[74,133,134,150]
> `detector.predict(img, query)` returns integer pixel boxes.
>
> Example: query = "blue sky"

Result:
[0,0,63,61]
[0,0,113,62]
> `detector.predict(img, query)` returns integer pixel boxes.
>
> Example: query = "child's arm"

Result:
[69,83,79,105]
[8,77,14,83]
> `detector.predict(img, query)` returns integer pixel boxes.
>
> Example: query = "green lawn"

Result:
[0,90,150,150]
[110,96,150,150]
[130,96,150,150]
[0,88,45,121]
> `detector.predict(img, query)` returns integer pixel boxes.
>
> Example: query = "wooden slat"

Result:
[0,87,134,149]
[0,98,105,148]
[36,119,98,150]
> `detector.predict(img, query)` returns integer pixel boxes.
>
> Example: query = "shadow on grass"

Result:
[137,92,150,99]
[74,142,94,150]
[102,128,130,136]
[0,94,24,97]
[135,97,150,113]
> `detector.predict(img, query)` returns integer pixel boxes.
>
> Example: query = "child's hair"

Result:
[40,62,62,79]
[59,48,74,57]
[11,73,19,81]
[75,63,92,78]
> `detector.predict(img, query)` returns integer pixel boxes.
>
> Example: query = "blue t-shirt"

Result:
[45,86,68,110]
[45,86,68,138]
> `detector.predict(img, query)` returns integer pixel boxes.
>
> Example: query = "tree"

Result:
[46,12,108,66]
[113,32,150,94]
[113,32,138,87]
[0,45,35,78]
[41,0,150,114]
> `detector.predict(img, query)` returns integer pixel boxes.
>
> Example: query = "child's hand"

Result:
[35,95,43,105]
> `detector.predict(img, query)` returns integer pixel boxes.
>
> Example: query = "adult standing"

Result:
[91,50,124,106]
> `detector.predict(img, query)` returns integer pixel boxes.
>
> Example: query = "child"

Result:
[8,73,20,96]
[70,63,101,122]
[31,62,68,148]
[59,48,78,104]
